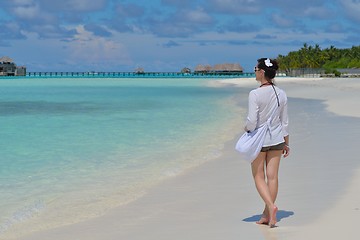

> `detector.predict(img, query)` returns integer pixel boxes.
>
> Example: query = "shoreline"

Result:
[215,77,360,118]
[0,78,244,239]
[18,77,360,240]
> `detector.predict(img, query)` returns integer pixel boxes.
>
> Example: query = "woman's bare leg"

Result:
[265,150,282,227]
[266,150,282,202]
[251,152,276,225]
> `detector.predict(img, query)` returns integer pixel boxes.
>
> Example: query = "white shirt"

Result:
[245,85,289,147]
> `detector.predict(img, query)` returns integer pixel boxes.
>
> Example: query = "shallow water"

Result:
[0,77,246,237]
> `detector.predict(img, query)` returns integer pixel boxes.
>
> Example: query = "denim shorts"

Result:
[261,142,285,152]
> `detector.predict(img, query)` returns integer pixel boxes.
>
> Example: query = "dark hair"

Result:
[257,58,279,81]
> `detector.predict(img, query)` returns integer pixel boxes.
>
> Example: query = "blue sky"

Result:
[0,0,359,72]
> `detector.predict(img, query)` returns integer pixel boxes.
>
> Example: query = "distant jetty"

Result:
[24,62,249,78]
[25,71,253,78]
[1,60,253,78]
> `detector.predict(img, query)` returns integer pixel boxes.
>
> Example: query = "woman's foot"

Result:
[256,214,269,225]
[269,205,278,228]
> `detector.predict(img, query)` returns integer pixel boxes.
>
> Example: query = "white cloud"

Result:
[68,25,131,66]
[13,0,34,4]
[325,22,344,33]
[13,3,40,19]
[63,0,107,12]
[340,0,360,22]
[147,7,214,38]
[9,0,56,24]
[271,14,294,28]
[304,6,331,19]
[207,0,258,14]
[184,8,213,24]
[39,0,107,12]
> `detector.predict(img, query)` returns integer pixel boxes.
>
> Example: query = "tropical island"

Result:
[276,44,360,77]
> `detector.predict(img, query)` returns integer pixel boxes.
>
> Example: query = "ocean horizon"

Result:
[0,77,248,238]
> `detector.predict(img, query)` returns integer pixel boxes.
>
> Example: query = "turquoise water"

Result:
[0,77,245,236]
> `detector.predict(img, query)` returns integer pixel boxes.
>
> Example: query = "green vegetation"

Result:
[276,44,360,74]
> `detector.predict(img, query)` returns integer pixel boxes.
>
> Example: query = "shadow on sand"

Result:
[243,210,294,223]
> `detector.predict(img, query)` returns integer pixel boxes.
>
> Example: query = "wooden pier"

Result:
[25,71,254,78]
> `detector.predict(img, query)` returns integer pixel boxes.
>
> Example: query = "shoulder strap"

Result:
[271,84,280,107]
[267,85,280,123]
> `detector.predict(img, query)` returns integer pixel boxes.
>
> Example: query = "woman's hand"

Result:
[283,144,290,158]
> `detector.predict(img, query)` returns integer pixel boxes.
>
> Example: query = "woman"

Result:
[244,58,290,228]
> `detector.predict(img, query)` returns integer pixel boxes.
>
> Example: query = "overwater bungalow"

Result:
[181,67,191,74]
[0,56,26,76]
[194,64,212,73]
[134,67,145,74]
[194,63,243,75]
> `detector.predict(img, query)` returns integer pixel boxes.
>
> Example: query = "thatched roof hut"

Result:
[213,63,243,72]
[194,64,212,73]
[0,56,26,76]
[195,63,243,73]
[0,56,14,63]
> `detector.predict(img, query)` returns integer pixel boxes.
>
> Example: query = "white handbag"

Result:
[235,85,280,163]
[235,117,273,163]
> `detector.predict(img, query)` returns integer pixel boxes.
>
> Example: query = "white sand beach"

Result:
[18,77,360,240]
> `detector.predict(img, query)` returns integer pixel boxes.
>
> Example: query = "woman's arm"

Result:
[283,135,290,157]
[281,92,290,157]
[244,91,259,132]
